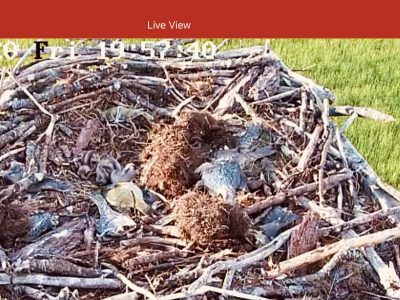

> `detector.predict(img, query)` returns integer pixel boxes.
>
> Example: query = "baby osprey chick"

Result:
[96,158,136,185]
[195,160,247,203]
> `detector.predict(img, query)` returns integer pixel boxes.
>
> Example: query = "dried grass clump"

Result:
[140,112,231,198]
[173,191,230,245]
[173,191,252,246]
[0,202,31,248]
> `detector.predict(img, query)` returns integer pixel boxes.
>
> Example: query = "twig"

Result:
[163,286,273,300]
[319,206,400,236]
[299,197,400,298]
[120,236,187,248]
[6,71,59,173]
[102,262,157,300]
[318,130,333,205]
[0,67,6,94]
[7,71,53,117]
[104,285,273,300]
[245,170,353,214]
[172,96,195,118]
[340,111,358,133]
[0,146,25,163]
[0,273,121,289]
[299,89,307,131]
[251,88,300,106]
[235,92,260,121]
[329,106,395,122]
[12,44,35,74]
[297,125,323,172]
[337,184,343,218]
[203,72,242,111]
[214,70,254,115]
[187,227,294,294]
[300,250,347,282]
[269,225,400,277]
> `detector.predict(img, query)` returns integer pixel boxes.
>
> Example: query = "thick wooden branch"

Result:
[245,170,352,214]
[269,225,400,277]
[329,106,395,122]
[0,273,122,289]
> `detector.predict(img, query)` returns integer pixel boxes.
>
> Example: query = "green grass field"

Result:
[1,39,399,187]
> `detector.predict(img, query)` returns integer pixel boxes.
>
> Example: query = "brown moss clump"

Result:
[140,112,233,198]
[0,202,32,248]
[173,191,252,246]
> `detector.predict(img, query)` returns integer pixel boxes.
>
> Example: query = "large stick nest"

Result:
[0,40,400,299]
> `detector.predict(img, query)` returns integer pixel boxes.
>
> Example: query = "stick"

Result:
[0,120,36,150]
[251,88,300,106]
[329,106,395,122]
[15,285,57,300]
[269,225,400,277]
[6,71,53,117]
[319,206,400,236]
[12,44,35,74]
[102,262,157,300]
[214,70,254,115]
[340,111,358,133]
[163,286,273,300]
[318,130,333,205]
[172,96,195,118]
[204,72,242,111]
[299,197,400,298]
[104,285,274,300]
[299,89,307,131]
[0,274,121,289]
[7,71,59,173]
[0,146,25,163]
[120,236,187,248]
[297,125,323,171]
[187,227,294,294]
[0,67,6,95]
[245,170,353,214]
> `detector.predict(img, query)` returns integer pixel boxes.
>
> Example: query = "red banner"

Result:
[1,0,399,37]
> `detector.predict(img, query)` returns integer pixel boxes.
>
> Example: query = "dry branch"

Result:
[269,225,400,277]
[329,105,395,122]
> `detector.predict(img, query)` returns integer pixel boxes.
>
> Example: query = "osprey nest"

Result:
[0,40,400,300]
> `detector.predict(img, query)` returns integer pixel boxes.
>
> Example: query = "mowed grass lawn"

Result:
[1,39,399,187]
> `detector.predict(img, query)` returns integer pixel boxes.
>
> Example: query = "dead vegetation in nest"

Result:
[140,111,233,198]
[0,203,32,248]
[173,191,252,246]
[0,40,399,300]
[173,191,231,245]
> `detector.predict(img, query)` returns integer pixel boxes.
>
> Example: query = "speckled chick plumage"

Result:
[89,192,136,237]
[195,160,247,203]
[239,123,263,151]
[26,212,59,241]
[214,146,275,169]
[96,158,136,185]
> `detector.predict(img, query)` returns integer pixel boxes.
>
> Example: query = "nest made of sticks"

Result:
[0,39,399,300]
